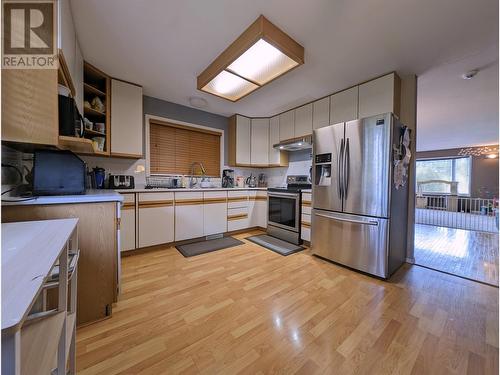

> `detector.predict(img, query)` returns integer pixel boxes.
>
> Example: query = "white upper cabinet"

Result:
[330,86,358,124]
[312,97,330,130]
[235,115,251,165]
[358,73,399,119]
[269,116,281,165]
[58,0,84,112]
[279,110,295,141]
[57,0,76,75]
[294,103,313,137]
[111,79,143,157]
[251,118,269,165]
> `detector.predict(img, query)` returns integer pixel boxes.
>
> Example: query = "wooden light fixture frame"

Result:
[197,15,305,102]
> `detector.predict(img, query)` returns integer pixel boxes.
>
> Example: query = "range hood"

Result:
[273,135,313,151]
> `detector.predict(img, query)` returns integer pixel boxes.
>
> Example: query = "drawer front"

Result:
[175,191,204,206]
[301,225,311,241]
[138,192,174,208]
[301,193,312,205]
[302,205,312,215]
[301,212,311,241]
[228,207,248,217]
[120,193,136,204]
[312,209,389,278]
[203,191,227,204]
[228,190,249,198]
[249,191,267,202]
[228,216,249,231]
[301,213,311,224]
[228,191,248,208]
[227,204,249,231]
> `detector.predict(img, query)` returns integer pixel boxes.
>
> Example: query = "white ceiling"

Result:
[416,45,498,151]
[71,0,498,149]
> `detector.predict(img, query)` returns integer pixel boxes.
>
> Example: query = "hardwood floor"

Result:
[414,224,499,286]
[76,230,499,374]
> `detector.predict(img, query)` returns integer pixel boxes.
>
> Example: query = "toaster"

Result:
[108,174,135,189]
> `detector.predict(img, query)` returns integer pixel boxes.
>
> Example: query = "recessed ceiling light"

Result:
[486,153,498,159]
[197,15,304,102]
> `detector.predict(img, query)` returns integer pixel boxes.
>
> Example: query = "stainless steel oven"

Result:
[267,190,301,244]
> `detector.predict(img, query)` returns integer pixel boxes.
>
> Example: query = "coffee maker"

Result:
[258,173,267,187]
[222,169,234,188]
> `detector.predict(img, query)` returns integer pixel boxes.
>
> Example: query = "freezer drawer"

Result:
[311,209,389,278]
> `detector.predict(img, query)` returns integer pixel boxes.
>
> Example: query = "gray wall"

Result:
[143,96,229,164]
[416,147,499,198]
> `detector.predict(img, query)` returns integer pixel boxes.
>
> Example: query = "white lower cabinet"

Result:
[175,192,204,241]
[120,193,136,251]
[249,191,267,228]
[301,192,312,242]
[227,191,249,231]
[124,189,270,248]
[203,191,227,236]
[301,213,311,241]
[138,192,174,248]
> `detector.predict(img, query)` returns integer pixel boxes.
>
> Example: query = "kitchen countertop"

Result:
[1,189,124,206]
[115,187,269,193]
[114,187,312,194]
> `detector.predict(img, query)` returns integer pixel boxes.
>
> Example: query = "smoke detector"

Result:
[189,96,208,109]
[462,69,479,80]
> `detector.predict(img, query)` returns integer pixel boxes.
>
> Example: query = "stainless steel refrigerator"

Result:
[311,112,409,278]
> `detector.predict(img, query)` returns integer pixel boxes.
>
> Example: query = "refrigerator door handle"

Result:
[338,138,345,200]
[313,212,379,226]
[344,138,350,199]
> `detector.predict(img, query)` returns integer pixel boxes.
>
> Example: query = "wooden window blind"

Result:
[149,120,221,176]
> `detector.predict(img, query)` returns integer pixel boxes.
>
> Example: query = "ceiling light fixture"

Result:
[458,145,499,158]
[197,15,304,102]
[462,69,479,80]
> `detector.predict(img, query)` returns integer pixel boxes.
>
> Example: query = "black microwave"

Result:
[33,149,86,196]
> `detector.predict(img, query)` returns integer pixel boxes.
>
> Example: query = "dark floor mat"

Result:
[176,236,244,257]
[246,234,305,256]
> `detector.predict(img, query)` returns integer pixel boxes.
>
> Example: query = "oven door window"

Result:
[269,196,297,228]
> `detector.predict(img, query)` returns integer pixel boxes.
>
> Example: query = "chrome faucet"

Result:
[189,162,206,188]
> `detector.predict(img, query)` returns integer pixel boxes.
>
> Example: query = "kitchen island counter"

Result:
[1,189,123,206]
[2,190,121,326]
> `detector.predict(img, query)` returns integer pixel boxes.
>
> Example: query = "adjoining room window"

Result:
[149,120,221,176]
[416,157,471,195]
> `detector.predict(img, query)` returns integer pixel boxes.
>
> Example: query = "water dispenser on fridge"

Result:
[314,153,332,186]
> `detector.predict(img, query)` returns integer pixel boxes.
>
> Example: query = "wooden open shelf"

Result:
[84,83,105,97]
[84,106,106,117]
[57,62,111,156]
[58,136,97,154]
[82,62,111,156]
[84,128,106,137]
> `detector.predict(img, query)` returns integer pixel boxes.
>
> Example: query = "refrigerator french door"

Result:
[311,113,407,278]
[313,113,392,217]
